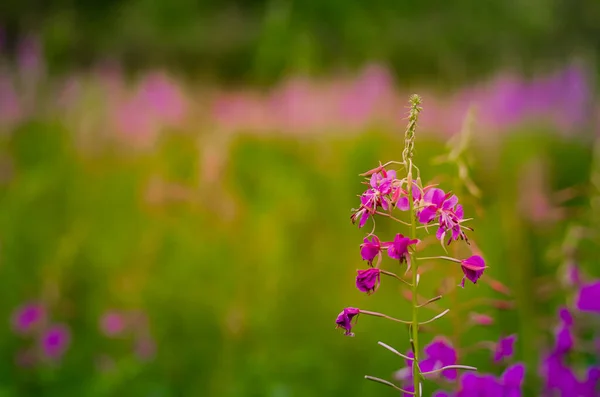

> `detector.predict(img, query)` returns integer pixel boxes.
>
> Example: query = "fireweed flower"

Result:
[460,255,486,287]
[11,303,45,335]
[40,324,71,360]
[540,305,600,396]
[100,311,127,337]
[371,169,397,195]
[580,367,600,396]
[493,334,517,363]
[351,170,398,228]
[454,364,525,397]
[558,306,573,326]
[553,307,574,355]
[501,363,526,397]
[360,235,381,265]
[540,355,600,395]
[394,183,422,211]
[337,97,483,396]
[456,373,503,397]
[419,254,486,288]
[417,188,468,244]
[356,268,381,294]
[351,194,373,228]
[541,353,578,393]
[421,338,459,380]
[575,281,600,313]
[335,307,360,337]
[383,233,419,263]
[395,338,458,385]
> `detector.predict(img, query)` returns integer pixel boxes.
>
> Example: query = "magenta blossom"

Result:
[553,326,573,355]
[396,338,458,390]
[360,235,381,265]
[558,307,573,327]
[575,281,600,313]
[456,373,503,397]
[453,363,525,397]
[460,255,486,287]
[501,363,526,397]
[100,311,127,337]
[421,337,459,380]
[40,324,71,360]
[553,308,574,356]
[541,353,579,395]
[356,268,381,294]
[383,233,419,263]
[418,188,468,244]
[11,303,45,335]
[394,183,422,211]
[351,194,374,228]
[335,307,360,337]
[351,170,397,228]
[494,334,517,363]
[370,169,396,197]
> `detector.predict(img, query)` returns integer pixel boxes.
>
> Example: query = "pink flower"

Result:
[355,268,381,294]
[360,235,381,265]
[493,334,517,362]
[395,184,422,211]
[576,281,600,313]
[335,307,360,337]
[11,303,45,335]
[40,324,71,360]
[460,255,486,287]
[383,233,419,263]
[418,188,468,244]
[100,311,127,337]
[351,170,397,228]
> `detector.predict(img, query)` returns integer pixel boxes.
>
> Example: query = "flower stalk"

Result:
[406,95,423,396]
[336,94,486,395]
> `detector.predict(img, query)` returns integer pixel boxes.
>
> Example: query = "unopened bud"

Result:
[492,300,514,310]
[359,162,385,177]
[469,312,494,326]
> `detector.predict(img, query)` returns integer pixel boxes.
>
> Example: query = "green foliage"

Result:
[0,120,595,396]
[2,0,600,85]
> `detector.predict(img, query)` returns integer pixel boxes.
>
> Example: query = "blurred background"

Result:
[0,0,599,396]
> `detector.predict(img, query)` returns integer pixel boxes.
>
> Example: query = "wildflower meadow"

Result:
[1,4,600,395]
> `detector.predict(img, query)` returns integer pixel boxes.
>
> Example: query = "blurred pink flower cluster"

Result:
[99,309,156,363]
[212,63,595,137]
[0,33,596,143]
[11,302,71,366]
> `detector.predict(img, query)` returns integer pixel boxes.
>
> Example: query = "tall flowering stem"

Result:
[339,95,484,396]
[405,95,423,395]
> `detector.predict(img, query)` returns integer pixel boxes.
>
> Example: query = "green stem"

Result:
[399,94,423,396]
[402,95,423,397]
[408,171,421,396]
